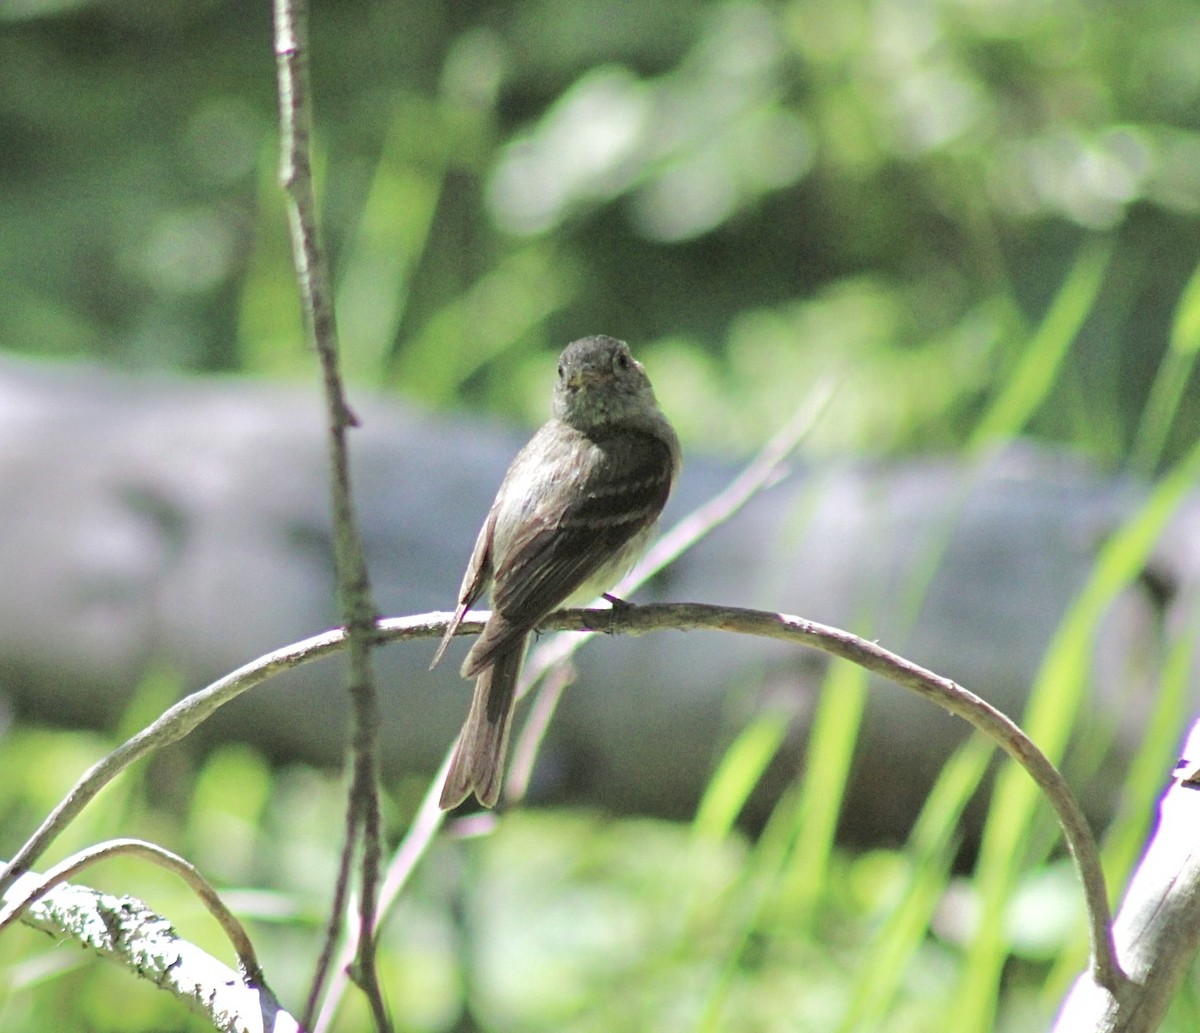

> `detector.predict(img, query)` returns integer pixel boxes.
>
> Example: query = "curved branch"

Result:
[557,601,1125,991]
[0,601,1125,994]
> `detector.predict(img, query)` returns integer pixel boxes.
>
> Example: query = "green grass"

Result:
[1131,256,1200,474]
[5,240,1200,1033]
[969,239,1114,450]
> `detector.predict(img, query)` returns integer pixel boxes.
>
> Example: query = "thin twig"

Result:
[303,810,356,1026]
[272,0,388,1027]
[313,753,455,1033]
[506,661,578,802]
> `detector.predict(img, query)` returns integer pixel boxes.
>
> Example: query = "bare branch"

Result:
[272,0,387,1025]
[313,755,456,1033]
[0,599,1128,1003]
[505,660,578,803]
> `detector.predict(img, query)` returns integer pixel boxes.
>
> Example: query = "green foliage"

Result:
[2,0,1200,463]
[952,439,1200,1029]
[837,736,992,1032]
[968,239,1113,449]
[2,0,1200,1030]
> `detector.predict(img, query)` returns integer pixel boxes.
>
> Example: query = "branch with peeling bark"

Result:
[1,864,299,1033]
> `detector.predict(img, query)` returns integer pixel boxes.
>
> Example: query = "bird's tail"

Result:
[439,640,526,809]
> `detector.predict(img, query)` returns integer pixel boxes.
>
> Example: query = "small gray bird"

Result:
[432,335,681,809]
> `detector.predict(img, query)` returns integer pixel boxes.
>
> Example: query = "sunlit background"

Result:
[3,0,1198,459]
[2,0,1199,1029]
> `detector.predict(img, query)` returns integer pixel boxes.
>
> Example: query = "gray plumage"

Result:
[433,335,681,809]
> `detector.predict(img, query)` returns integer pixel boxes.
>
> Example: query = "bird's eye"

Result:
[557,363,565,379]
[615,349,630,371]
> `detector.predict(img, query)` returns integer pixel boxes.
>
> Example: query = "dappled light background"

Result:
[3,1,1200,1031]
[2,0,1198,460]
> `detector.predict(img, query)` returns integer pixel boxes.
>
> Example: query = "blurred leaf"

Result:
[391,244,577,403]
[237,140,310,377]
[1131,256,1200,472]
[691,710,788,846]
[970,239,1113,448]
[776,656,868,923]
[953,432,1200,1031]
[839,735,992,1033]
[188,743,273,882]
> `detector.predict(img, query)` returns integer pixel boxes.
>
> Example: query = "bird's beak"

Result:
[567,368,610,390]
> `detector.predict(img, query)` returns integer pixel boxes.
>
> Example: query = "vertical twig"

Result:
[272,1,390,1029]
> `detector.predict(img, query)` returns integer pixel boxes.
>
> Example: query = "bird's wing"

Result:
[463,428,675,675]
[429,503,496,670]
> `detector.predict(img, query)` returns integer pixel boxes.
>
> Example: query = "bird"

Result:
[431,335,681,809]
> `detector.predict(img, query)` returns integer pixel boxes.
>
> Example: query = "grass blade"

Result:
[951,434,1200,1030]
[970,240,1112,448]
[692,710,789,846]
[1130,257,1200,473]
[839,735,993,1033]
